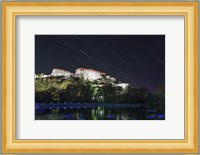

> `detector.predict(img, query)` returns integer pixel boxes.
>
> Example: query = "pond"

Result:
[35,103,165,120]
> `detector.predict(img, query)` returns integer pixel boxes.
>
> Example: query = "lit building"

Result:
[106,75,116,82]
[35,74,50,78]
[51,68,71,77]
[75,68,106,81]
[116,83,129,89]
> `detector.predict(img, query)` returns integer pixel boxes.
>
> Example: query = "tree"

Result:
[135,88,151,104]
[101,83,116,103]
[155,83,165,113]
[123,86,135,103]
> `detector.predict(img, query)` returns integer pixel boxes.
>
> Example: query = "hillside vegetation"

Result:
[35,76,164,113]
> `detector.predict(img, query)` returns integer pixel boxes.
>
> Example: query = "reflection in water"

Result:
[35,103,165,120]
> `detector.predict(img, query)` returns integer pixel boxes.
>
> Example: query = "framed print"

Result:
[2,2,198,153]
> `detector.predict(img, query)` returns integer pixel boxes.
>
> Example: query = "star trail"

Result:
[35,35,165,93]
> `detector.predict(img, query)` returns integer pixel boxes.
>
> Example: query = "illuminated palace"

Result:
[36,68,129,88]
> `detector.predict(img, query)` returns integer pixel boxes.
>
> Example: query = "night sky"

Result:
[35,35,165,93]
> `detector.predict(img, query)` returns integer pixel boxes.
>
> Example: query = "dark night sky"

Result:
[35,35,165,93]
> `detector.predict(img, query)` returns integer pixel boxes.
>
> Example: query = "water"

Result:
[35,103,165,120]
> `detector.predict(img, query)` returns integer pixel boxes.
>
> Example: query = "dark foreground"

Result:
[35,103,165,120]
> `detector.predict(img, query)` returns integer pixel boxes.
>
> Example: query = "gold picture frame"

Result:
[2,2,198,153]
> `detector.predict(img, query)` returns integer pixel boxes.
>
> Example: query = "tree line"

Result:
[35,76,165,112]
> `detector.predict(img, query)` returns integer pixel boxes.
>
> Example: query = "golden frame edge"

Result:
[1,1,198,153]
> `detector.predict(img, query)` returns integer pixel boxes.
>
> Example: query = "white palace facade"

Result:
[51,68,72,77]
[36,67,129,88]
[75,68,106,81]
